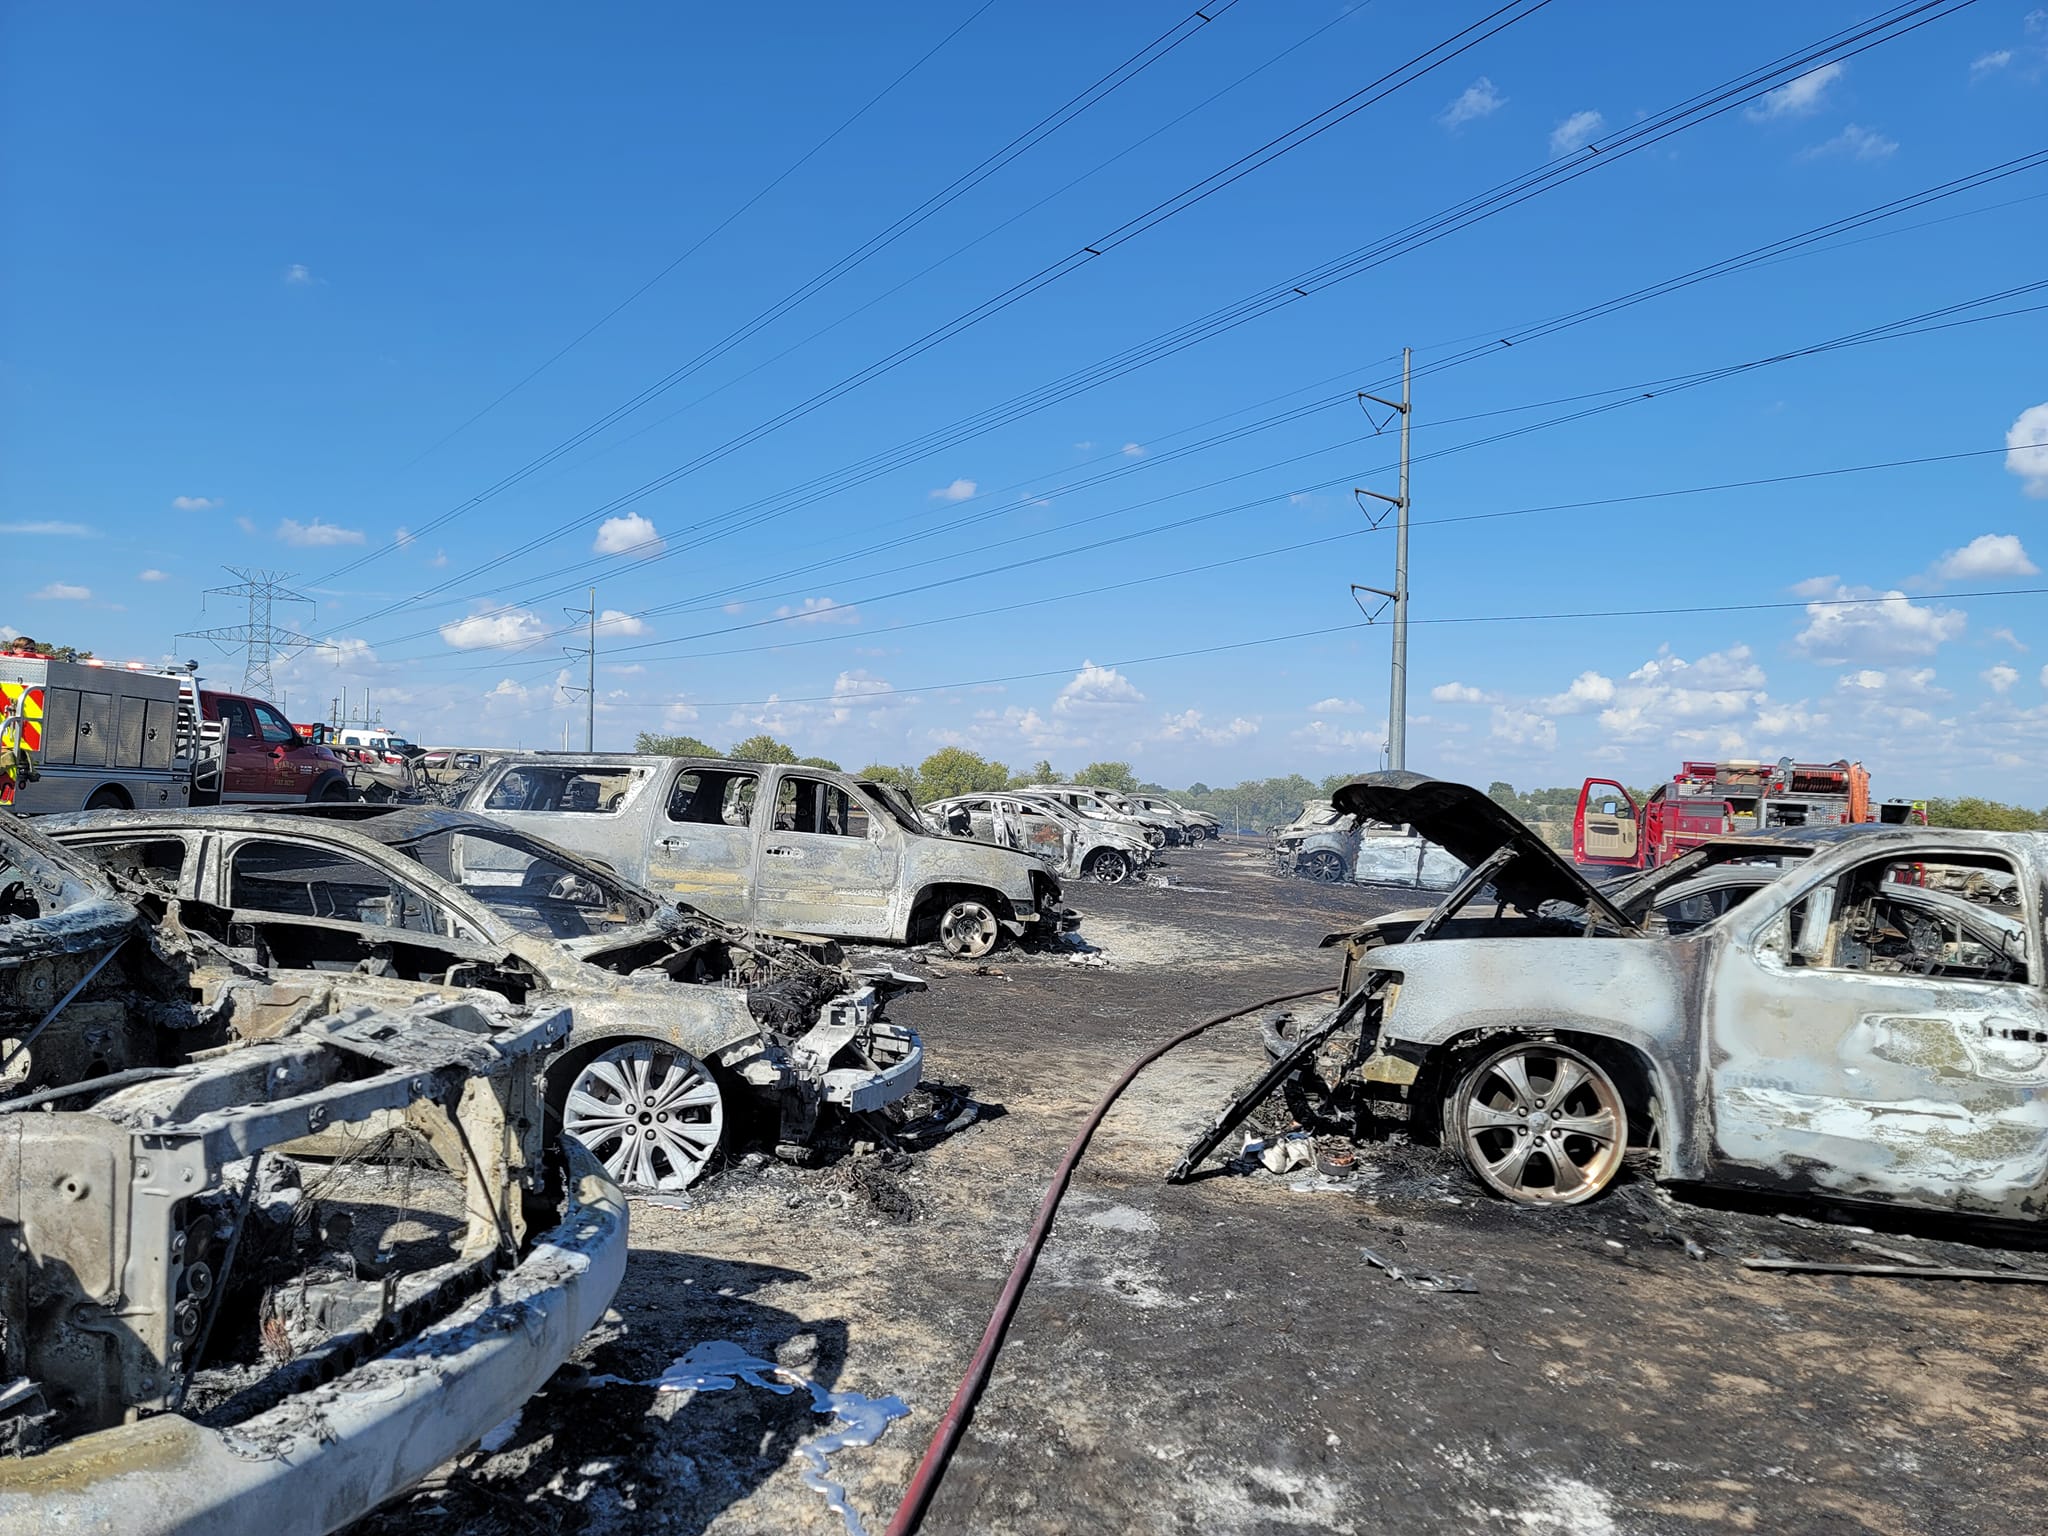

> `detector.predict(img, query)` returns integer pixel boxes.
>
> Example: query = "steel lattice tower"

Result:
[178,567,318,699]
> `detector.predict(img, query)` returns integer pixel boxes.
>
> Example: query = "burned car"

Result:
[0,812,626,1532]
[922,791,1156,885]
[1178,771,2048,1221]
[44,806,925,1191]
[1270,799,1359,882]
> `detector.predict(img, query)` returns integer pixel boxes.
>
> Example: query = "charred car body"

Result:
[461,753,1075,959]
[1181,771,2048,1222]
[0,812,626,1533]
[1270,800,1358,882]
[44,805,925,1191]
[921,791,1157,885]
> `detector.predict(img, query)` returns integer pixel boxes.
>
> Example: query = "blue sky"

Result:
[4,1,2045,796]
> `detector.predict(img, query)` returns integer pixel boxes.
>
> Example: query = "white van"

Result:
[334,728,419,761]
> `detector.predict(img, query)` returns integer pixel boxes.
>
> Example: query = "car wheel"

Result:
[1454,1041,1627,1206]
[83,787,128,811]
[1303,849,1348,883]
[560,1041,725,1191]
[938,898,1001,958]
[1087,849,1132,886]
[316,779,352,802]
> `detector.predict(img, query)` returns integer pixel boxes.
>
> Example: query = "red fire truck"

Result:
[1574,758,1923,871]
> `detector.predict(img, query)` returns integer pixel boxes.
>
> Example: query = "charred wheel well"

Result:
[1414,1026,1662,1148]
[910,882,1014,937]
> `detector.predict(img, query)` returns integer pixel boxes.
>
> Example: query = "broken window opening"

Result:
[230,840,452,937]
[667,769,759,828]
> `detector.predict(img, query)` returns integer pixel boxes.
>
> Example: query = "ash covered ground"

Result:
[354,844,2048,1536]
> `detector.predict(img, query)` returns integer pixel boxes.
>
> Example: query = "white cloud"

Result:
[1549,109,1603,156]
[592,512,664,557]
[1793,582,1965,662]
[1292,718,1381,756]
[1591,646,1768,742]
[284,263,317,286]
[1538,670,1616,714]
[171,495,222,511]
[1984,663,2021,694]
[1054,660,1145,715]
[138,568,170,582]
[1989,627,2028,652]
[276,517,366,547]
[1156,709,1256,745]
[236,516,258,535]
[2007,402,2048,498]
[1971,49,2013,75]
[825,669,901,726]
[596,609,649,638]
[1309,696,1366,714]
[316,636,379,668]
[773,596,859,627]
[32,582,90,601]
[1836,666,1944,699]
[1430,681,1495,704]
[430,549,448,568]
[1490,705,1557,750]
[0,521,93,536]
[605,663,647,677]
[440,607,550,650]
[929,478,977,502]
[662,699,700,725]
[1799,123,1897,161]
[1752,696,1827,737]
[1927,532,2038,582]
[1746,61,1844,120]
[1120,442,1146,458]
[395,526,416,548]
[1439,76,1505,128]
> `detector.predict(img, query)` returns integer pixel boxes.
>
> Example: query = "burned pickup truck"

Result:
[1180,771,2048,1221]
[44,805,926,1191]
[0,813,626,1533]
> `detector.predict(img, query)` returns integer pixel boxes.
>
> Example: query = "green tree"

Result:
[858,763,920,795]
[1923,796,2043,832]
[1016,758,1056,786]
[1185,781,1210,797]
[1318,770,1373,798]
[728,733,799,765]
[796,755,843,772]
[1077,760,1137,793]
[635,732,720,757]
[917,747,1010,800]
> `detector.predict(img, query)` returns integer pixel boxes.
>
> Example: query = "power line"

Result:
[343,2,1988,632]
[178,568,318,701]
[392,1,1003,474]
[331,0,1563,614]
[317,1,1244,583]
[355,144,2048,653]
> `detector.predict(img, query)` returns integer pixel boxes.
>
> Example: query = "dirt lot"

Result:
[358,843,2048,1536]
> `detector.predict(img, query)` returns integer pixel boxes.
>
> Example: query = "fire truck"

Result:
[1574,758,1923,871]
[0,653,222,812]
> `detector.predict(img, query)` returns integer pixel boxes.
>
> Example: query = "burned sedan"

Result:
[44,806,924,1191]
[1179,771,2048,1221]
[921,791,1157,885]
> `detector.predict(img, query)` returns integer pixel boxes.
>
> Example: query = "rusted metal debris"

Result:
[1181,770,2048,1223]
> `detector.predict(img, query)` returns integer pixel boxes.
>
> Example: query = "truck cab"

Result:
[462,754,1076,958]
[198,691,351,803]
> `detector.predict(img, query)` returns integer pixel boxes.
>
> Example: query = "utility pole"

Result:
[178,567,317,701]
[1350,347,1412,769]
[562,588,596,751]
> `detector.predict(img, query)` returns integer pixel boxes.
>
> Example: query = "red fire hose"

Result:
[884,983,1336,1536]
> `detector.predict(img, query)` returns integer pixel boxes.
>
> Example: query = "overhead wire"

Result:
[344,1,1989,635]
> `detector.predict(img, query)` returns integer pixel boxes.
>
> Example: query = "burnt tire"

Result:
[1453,1041,1627,1207]
[316,779,352,802]
[937,898,1001,959]
[1303,849,1348,883]
[83,787,128,811]
[1086,849,1133,886]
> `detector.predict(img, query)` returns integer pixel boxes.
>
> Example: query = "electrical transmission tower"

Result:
[1347,346,1412,769]
[561,587,596,751]
[178,568,318,700]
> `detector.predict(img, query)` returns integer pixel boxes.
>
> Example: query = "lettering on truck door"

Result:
[647,766,762,923]
[752,773,900,938]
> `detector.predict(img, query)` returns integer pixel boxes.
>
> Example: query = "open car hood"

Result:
[1330,771,1631,927]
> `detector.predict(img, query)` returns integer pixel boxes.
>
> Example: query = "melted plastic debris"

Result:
[634,1341,910,1536]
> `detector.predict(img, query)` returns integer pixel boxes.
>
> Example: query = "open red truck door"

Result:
[1574,778,1643,870]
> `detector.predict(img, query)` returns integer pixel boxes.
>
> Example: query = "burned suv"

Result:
[1179,772,2048,1220]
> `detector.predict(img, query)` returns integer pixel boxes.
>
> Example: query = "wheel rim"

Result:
[1459,1045,1625,1206]
[940,901,999,958]
[1305,850,1346,882]
[562,1042,724,1191]
[1091,850,1130,885]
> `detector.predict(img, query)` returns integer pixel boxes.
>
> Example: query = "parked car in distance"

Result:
[198,689,353,804]
[1271,799,1358,881]
[922,790,1155,885]
[460,753,1076,958]
[1134,794,1217,839]
[1020,784,1166,848]
[45,804,925,1190]
[1189,770,2048,1221]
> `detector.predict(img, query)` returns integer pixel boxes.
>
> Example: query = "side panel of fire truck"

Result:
[0,658,217,813]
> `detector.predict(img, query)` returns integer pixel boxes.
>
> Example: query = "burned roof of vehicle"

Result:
[1331,771,1635,926]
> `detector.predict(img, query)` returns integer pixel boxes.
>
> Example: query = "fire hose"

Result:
[884,983,1336,1536]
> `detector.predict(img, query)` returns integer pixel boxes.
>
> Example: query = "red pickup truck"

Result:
[199,690,352,803]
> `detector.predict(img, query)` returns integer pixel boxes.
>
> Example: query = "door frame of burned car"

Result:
[42,808,925,1192]
[1341,825,2048,1218]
